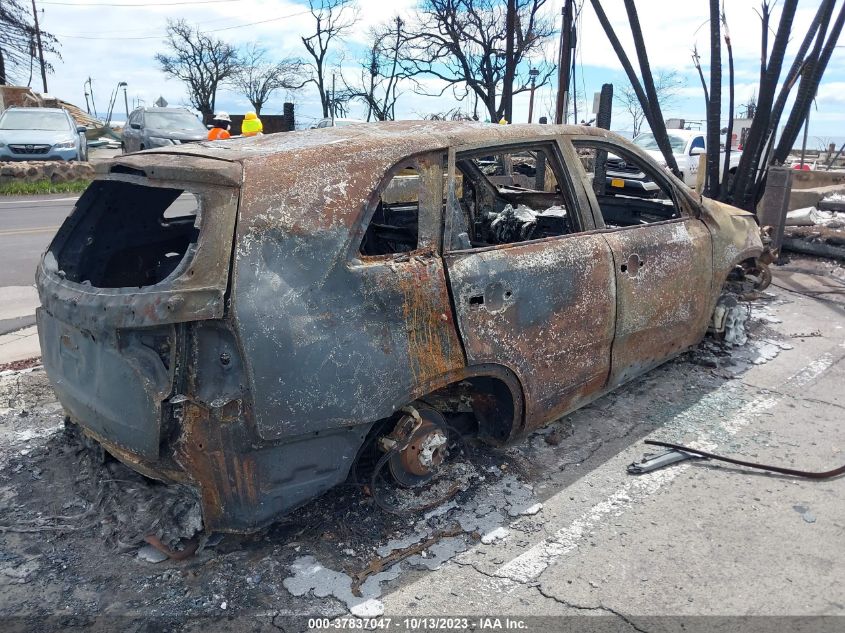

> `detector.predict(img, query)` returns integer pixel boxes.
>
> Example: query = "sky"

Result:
[20,0,845,147]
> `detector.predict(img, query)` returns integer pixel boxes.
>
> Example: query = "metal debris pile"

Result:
[783,194,845,259]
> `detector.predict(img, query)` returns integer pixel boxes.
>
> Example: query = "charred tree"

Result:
[590,0,680,176]
[730,0,797,208]
[720,3,735,199]
[772,0,845,165]
[301,0,359,118]
[233,45,305,115]
[155,19,240,122]
[704,0,721,198]
[346,17,409,120]
[692,44,709,110]
[400,0,555,123]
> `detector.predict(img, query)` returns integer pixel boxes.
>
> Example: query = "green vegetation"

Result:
[0,179,91,196]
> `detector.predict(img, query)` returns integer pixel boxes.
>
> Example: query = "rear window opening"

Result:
[360,166,421,256]
[53,180,201,288]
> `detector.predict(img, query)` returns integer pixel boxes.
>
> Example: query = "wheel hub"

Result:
[385,409,449,487]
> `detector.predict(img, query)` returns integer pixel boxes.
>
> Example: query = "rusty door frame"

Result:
[343,150,468,405]
[442,135,599,251]
[563,136,716,388]
[440,136,619,431]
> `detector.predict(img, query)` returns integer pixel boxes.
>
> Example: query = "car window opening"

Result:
[575,142,681,228]
[360,165,421,256]
[452,146,576,249]
[53,180,200,288]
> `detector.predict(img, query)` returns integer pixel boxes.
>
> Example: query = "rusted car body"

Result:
[35,122,763,532]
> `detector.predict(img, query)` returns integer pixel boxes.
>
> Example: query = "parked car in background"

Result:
[311,117,365,129]
[36,122,765,533]
[0,107,87,161]
[122,107,207,153]
[605,129,741,194]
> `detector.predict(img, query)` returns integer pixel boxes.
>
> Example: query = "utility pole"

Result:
[527,68,539,123]
[799,106,811,169]
[555,1,574,124]
[122,83,129,120]
[30,0,48,93]
[502,0,516,123]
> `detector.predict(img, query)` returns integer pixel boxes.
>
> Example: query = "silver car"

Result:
[122,107,208,153]
[0,107,88,161]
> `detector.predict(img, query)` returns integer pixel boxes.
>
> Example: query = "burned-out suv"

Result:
[36,122,765,533]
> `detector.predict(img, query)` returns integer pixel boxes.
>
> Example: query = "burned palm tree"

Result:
[589,0,681,176]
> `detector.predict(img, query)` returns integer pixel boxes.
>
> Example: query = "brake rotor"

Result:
[385,408,449,488]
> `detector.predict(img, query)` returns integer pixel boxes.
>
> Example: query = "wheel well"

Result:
[413,374,518,446]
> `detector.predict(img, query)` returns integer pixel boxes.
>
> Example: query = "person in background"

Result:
[208,112,231,140]
[241,111,263,137]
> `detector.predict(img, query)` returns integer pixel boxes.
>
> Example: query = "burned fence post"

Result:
[283,102,295,131]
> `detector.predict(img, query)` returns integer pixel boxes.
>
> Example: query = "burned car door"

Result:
[233,152,465,443]
[442,140,617,431]
[570,138,714,388]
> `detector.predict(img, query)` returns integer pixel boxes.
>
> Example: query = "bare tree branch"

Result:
[615,70,683,137]
[155,19,240,122]
[344,17,410,120]
[399,0,555,122]
[301,0,359,118]
[232,44,305,115]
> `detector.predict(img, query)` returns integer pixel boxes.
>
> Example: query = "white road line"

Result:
[0,197,77,205]
[488,351,837,588]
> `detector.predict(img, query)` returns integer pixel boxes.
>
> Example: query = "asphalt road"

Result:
[0,277,843,628]
[0,194,76,288]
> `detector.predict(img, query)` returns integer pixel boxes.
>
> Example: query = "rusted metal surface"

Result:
[445,233,616,431]
[601,219,714,388]
[35,121,764,533]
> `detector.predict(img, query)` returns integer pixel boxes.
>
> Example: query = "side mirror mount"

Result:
[76,126,87,134]
[130,122,141,130]
[690,146,706,156]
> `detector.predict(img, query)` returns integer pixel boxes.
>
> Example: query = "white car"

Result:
[606,129,741,193]
[311,117,365,129]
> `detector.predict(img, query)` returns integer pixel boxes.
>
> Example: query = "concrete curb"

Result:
[0,324,40,364]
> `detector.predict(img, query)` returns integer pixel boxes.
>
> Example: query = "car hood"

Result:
[641,148,668,164]
[0,129,74,145]
[146,128,207,142]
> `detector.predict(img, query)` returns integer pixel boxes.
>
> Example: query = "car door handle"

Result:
[468,284,514,310]
[621,253,644,276]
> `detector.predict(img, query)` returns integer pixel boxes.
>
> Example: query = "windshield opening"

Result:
[633,133,687,154]
[0,110,71,131]
[145,112,206,132]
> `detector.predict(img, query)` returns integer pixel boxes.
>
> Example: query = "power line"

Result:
[53,9,311,40]
[42,0,239,6]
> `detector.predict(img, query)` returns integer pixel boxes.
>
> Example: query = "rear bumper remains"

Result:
[37,308,171,461]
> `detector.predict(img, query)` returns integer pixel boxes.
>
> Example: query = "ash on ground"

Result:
[0,287,794,626]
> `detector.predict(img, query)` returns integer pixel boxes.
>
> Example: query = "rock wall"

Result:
[0,161,95,185]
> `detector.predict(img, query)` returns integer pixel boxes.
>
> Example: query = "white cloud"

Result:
[25,0,843,136]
